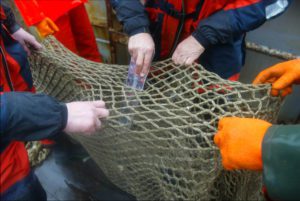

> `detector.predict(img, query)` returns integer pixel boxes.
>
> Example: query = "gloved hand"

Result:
[172,35,205,66]
[128,33,155,77]
[35,17,59,38]
[253,59,300,97]
[12,28,43,55]
[214,117,272,171]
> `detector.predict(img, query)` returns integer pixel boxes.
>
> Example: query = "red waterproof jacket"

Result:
[110,0,290,79]
[0,4,33,194]
[14,0,87,26]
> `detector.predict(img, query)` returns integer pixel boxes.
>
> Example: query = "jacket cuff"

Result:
[192,30,211,49]
[128,26,150,37]
[59,103,68,132]
[8,23,21,34]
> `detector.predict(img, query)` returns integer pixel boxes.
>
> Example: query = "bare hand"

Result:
[128,33,155,76]
[12,28,42,55]
[172,35,205,66]
[64,101,109,135]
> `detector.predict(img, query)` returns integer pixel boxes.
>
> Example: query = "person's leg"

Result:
[1,172,47,201]
[68,4,102,62]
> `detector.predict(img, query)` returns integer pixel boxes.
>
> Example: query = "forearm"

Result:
[109,0,149,36]
[1,3,20,33]
[192,0,290,48]
[0,92,68,141]
[262,124,300,200]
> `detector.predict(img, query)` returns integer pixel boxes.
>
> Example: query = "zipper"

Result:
[168,0,205,57]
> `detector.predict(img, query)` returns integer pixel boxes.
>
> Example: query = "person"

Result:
[1,3,42,93]
[14,0,103,62]
[1,4,109,200]
[0,92,109,200]
[109,0,290,80]
[214,59,300,201]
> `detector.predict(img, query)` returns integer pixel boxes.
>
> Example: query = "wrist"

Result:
[9,24,21,34]
[192,30,211,49]
[60,103,68,133]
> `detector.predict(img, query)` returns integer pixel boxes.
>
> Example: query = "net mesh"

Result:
[29,36,282,200]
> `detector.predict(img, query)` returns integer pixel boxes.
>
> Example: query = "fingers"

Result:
[128,33,155,76]
[28,37,43,50]
[185,57,194,66]
[253,67,282,84]
[172,49,180,64]
[214,132,221,147]
[47,18,60,32]
[171,36,204,66]
[95,118,102,130]
[135,51,144,75]
[272,73,295,90]
[281,87,293,97]
[271,86,293,97]
[92,100,106,108]
[214,117,230,147]
[142,50,153,76]
[270,88,279,97]
[95,108,109,118]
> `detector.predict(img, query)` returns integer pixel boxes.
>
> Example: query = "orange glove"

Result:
[214,117,272,171]
[253,59,300,97]
[35,17,59,38]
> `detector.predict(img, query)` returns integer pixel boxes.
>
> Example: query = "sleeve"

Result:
[1,3,20,33]
[109,0,150,36]
[262,124,300,201]
[0,92,68,142]
[14,0,45,26]
[192,0,291,48]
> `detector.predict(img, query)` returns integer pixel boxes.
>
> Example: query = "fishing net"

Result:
[29,36,281,200]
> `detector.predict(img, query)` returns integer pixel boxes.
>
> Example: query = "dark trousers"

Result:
[1,171,47,201]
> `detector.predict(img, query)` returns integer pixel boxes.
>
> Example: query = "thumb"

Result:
[46,18,59,32]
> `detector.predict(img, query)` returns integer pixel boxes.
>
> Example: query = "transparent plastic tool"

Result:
[126,58,149,91]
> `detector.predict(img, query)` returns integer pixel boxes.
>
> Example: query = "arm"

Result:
[0,92,110,142]
[1,92,68,141]
[1,3,42,54]
[110,0,154,77]
[262,125,300,201]
[214,118,300,200]
[109,0,149,36]
[253,59,300,97]
[173,0,291,65]
[192,0,291,48]
[1,3,20,33]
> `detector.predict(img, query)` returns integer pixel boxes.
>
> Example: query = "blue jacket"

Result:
[110,0,291,79]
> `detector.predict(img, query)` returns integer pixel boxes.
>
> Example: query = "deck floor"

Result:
[34,135,135,201]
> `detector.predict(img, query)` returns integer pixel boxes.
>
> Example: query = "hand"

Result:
[64,101,109,135]
[253,59,300,97]
[128,33,155,76]
[36,17,59,38]
[214,117,272,171]
[172,35,205,66]
[11,28,42,55]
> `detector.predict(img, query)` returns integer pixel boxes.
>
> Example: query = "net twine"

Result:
[29,36,281,200]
